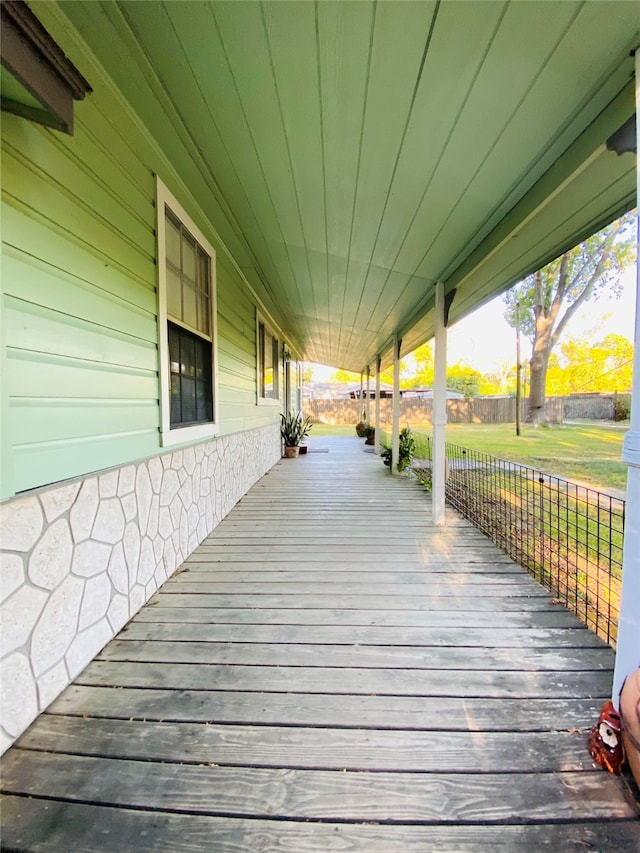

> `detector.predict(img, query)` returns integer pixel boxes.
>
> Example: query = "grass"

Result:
[312,420,628,494]
[441,423,628,495]
[309,423,355,436]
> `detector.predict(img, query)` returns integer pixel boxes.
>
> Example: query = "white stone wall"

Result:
[0,424,281,753]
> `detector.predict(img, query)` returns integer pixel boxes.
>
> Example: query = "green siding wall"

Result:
[0,8,280,501]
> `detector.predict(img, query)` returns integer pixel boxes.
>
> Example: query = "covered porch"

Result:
[2,436,638,850]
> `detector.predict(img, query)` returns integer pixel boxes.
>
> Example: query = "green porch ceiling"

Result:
[59,0,637,371]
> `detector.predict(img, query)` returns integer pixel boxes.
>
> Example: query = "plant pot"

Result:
[283,445,299,458]
[365,435,375,445]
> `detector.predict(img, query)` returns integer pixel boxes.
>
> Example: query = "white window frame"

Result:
[256,313,281,406]
[156,177,219,446]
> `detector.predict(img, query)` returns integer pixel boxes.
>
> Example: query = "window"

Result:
[257,316,280,403]
[157,178,217,445]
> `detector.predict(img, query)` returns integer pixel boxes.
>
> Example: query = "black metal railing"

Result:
[413,438,625,646]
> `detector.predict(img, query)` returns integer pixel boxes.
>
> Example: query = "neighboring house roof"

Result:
[402,388,464,399]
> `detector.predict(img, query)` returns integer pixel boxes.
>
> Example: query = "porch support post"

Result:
[374,354,382,454]
[391,335,401,475]
[433,281,447,525]
[365,366,371,425]
[359,373,364,420]
[612,54,640,703]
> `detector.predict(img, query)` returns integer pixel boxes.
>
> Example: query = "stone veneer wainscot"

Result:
[0,424,280,753]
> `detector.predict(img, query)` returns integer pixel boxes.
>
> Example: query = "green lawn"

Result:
[309,423,355,436]
[310,420,628,494]
[440,423,627,495]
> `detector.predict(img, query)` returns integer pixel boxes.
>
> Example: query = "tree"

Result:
[446,363,483,398]
[479,359,516,396]
[379,362,407,386]
[503,213,635,424]
[546,332,634,395]
[405,342,434,388]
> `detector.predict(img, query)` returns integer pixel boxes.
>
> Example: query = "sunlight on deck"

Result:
[1,437,638,851]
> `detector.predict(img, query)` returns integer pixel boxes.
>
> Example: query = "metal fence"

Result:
[414,438,625,646]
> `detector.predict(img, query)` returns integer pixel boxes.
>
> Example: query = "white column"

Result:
[612,54,640,703]
[359,373,364,421]
[391,336,401,475]
[365,367,371,425]
[374,354,382,454]
[433,281,447,525]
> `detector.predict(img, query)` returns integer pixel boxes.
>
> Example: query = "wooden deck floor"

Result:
[2,436,639,851]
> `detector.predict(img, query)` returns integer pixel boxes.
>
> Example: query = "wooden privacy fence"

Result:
[305,397,564,426]
[562,393,631,421]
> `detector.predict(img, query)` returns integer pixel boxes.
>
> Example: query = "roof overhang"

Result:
[1,0,92,133]
[50,0,637,369]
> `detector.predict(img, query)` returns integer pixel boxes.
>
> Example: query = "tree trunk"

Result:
[527,348,549,425]
[527,272,554,426]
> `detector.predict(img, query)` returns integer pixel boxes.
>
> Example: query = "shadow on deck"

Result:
[2,436,639,850]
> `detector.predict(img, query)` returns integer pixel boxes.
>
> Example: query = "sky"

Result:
[310,264,637,380]
[447,265,637,374]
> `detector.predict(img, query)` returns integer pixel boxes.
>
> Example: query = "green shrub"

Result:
[613,397,630,421]
[382,426,416,473]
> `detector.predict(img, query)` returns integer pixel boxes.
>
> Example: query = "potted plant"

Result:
[381,426,415,471]
[364,424,376,445]
[280,411,313,458]
[355,420,368,438]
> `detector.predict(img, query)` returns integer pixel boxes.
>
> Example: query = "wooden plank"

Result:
[180,566,523,579]
[14,717,597,773]
[162,581,550,598]
[192,540,503,551]
[98,640,613,672]
[3,752,636,823]
[76,661,613,699]
[265,1,330,321]
[183,553,517,566]
[146,592,558,611]
[317,0,373,323]
[171,567,540,582]
[120,621,605,648]
[134,606,587,629]
[4,796,639,853]
[47,685,608,732]
[2,434,632,846]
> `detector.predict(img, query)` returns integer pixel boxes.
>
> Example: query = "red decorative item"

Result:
[588,700,625,774]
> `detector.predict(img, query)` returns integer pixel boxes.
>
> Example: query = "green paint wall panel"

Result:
[2,205,157,316]
[2,144,154,283]
[0,5,279,501]
[10,400,159,446]
[4,296,157,372]
[11,431,160,496]
[6,349,158,401]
